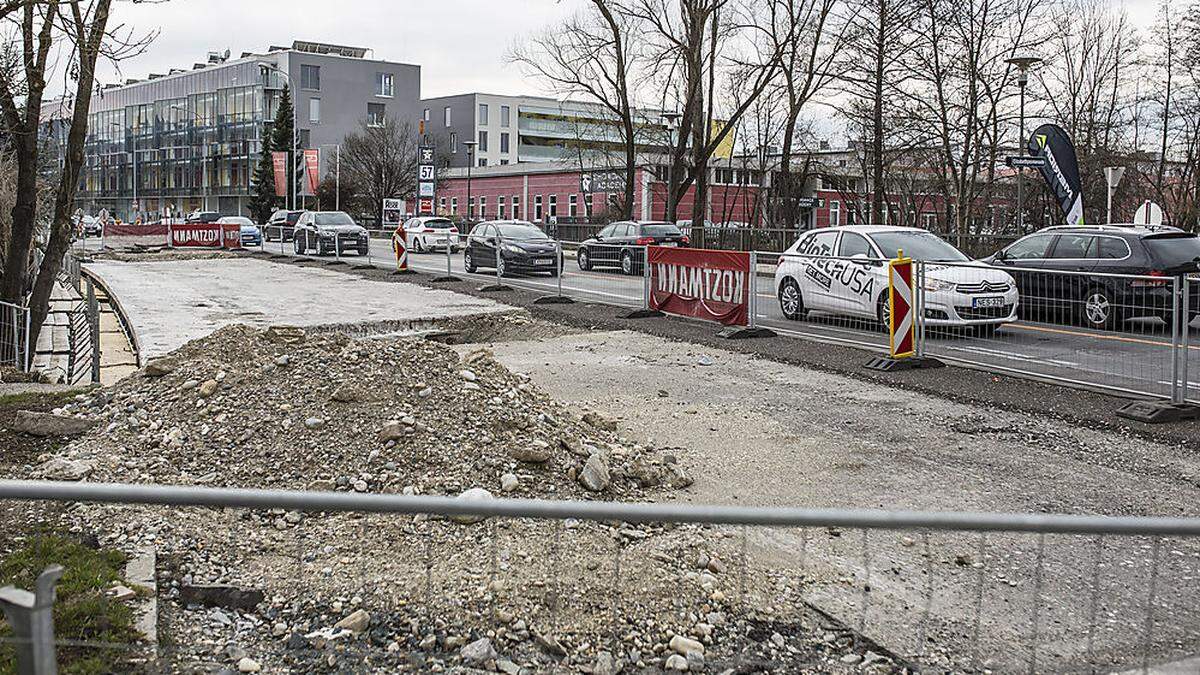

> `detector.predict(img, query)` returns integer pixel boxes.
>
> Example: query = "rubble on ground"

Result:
[16,324,895,673]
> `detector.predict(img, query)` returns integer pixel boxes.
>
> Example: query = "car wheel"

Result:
[578,248,592,271]
[293,234,304,255]
[464,250,477,273]
[1080,286,1117,329]
[413,236,424,253]
[877,292,891,330]
[778,278,806,320]
[620,250,635,276]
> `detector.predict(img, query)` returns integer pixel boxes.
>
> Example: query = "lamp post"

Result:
[260,62,299,211]
[660,111,682,223]
[1007,55,1042,235]
[462,140,478,222]
[318,143,341,211]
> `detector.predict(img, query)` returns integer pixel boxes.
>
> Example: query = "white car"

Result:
[774,225,1019,333]
[403,216,460,253]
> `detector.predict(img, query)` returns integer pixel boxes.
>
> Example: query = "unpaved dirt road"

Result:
[479,330,1200,673]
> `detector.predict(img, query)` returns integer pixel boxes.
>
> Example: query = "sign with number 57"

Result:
[419,165,435,181]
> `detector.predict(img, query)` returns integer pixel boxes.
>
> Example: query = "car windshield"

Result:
[424,219,454,230]
[314,212,355,227]
[1143,234,1200,270]
[869,231,968,262]
[496,224,549,240]
[286,212,302,225]
[641,224,682,237]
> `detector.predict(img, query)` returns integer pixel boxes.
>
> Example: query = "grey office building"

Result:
[61,41,420,221]
[420,93,669,169]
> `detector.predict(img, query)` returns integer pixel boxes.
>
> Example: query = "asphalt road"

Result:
[104,235,1200,402]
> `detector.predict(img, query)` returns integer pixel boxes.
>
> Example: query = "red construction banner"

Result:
[271,152,288,197]
[303,149,320,195]
[168,222,241,249]
[649,247,750,327]
[888,257,915,358]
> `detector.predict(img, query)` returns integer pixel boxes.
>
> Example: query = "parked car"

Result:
[75,214,102,237]
[264,209,305,242]
[464,220,561,276]
[775,225,1019,334]
[983,224,1200,329]
[218,216,262,247]
[402,216,460,253]
[185,210,222,224]
[577,221,690,275]
[292,211,370,256]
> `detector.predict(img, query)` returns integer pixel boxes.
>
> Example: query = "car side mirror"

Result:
[995,249,1008,262]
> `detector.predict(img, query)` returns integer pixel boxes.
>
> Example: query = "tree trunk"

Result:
[871,0,886,225]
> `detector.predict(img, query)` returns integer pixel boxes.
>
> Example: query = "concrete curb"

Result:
[125,548,157,649]
[81,266,143,368]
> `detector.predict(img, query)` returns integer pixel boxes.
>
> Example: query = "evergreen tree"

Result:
[247,142,277,223]
[270,85,298,207]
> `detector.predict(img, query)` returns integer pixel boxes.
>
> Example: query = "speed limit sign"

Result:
[419,165,435,181]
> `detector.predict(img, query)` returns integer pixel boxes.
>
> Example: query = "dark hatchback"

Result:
[984,225,1200,329]
[577,221,689,275]
[464,220,562,276]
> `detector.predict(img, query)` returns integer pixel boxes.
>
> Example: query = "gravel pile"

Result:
[17,324,897,673]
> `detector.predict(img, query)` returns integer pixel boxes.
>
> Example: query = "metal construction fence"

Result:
[241,226,1199,406]
[0,481,1197,673]
[0,300,31,372]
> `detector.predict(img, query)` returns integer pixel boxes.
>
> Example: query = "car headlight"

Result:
[922,278,957,292]
[502,244,524,254]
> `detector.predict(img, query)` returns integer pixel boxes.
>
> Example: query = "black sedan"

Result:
[464,220,563,276]
[577,221,689,275]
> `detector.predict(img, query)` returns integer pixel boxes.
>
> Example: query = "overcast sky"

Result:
[98,0,1157,101]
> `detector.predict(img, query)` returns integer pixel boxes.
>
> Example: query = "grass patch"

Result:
[0,389,79,410]
[0,534,140,674]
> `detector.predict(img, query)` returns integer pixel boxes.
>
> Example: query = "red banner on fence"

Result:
[271,152,288,197]
[304,149,320,196]
[168,223,242,249]
[648,247,750,326]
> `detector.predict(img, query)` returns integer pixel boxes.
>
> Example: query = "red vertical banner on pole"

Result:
[271,152,288,198]
[304,149,320,196]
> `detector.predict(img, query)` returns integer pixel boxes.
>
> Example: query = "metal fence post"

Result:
[23,304,31,372]
[557,240,564,298]
[915,261,926,357]
[495,233,504,285]
[446,230,454,278]
[1172,276,1183,404]
[642,245,650,310]
[1181,277,1191,403]
[86,279,100,384]
[0,564,64,675]
[749,250,758,329]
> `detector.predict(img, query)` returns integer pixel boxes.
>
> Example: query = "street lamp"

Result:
[462,140,478,221]
[1007,55,1042,235]
[660,111,681,223]
[259,62,299,211]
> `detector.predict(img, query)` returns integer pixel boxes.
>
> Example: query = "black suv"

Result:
[264,209,304,242]
[984,225,1200,329]
[292,211,370,256]
[577,221,689,275]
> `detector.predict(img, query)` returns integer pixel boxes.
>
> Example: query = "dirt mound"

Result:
[53,324,686,499]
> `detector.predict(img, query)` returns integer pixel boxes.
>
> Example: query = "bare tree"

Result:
[340,118,420,226]
[511,0,640,219]
[0,0,155,354]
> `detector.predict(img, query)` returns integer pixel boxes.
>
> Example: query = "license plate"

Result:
[536,258,553,265]
[973,296,1005,308]
[659,242,678,247]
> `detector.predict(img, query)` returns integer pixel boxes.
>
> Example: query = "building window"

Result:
[423,108,430,121]
[468,196,475,218]
[512,195,520,219]
[548,194,557,218]
[498,196,506,219]
[478,158,487,167]
[534,195,543,221]
[500,159,509,165]
[308,98,320,124]
[444,106,452,126]
[569,194,578,217]
[479,103,489,125]
[367,103,386,127]
[449,131,457,153]
[922,212,937,229]
[300,65,320,91]
[500,132,509,154]
[298,129,311,148]
[478,130,488,152]
[500,105,510,127]
[829,200,840,227]
[375,72,394,97]
[439,196,446,212]
[451,197,458,214]
[479,196,487,218]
